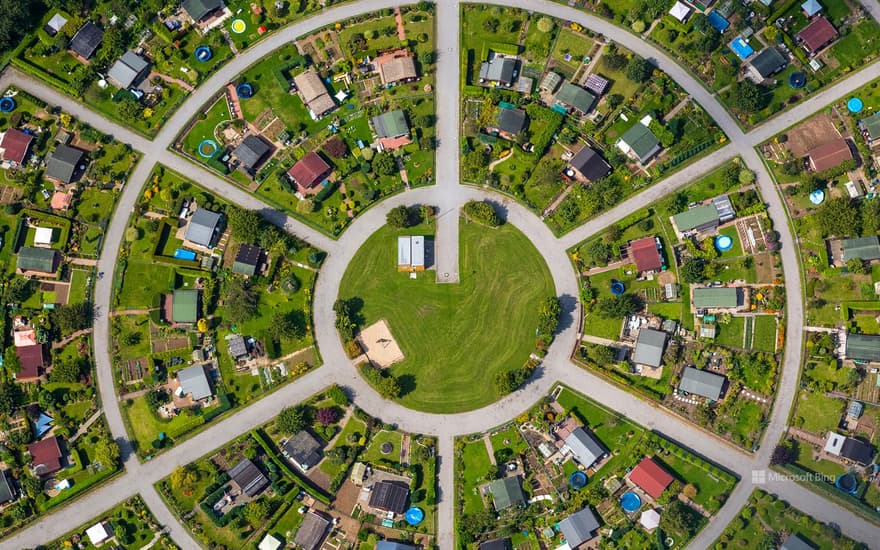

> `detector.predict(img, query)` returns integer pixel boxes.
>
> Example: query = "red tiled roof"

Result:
[28,436,62,476]
[798,17,838,53]
[807,138,852,172]
[628,457,673,499]
[629,237,662,272]
[51,192,72,210]
[287,152,331,192]
[378,135,412,151]
[0,129,34,164]
[15,344,44,380]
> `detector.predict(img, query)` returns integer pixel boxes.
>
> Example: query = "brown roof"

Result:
[287,152,331,192]
[51,191,72,210]
[798,17,838,53]
[15,344,44,380]
[307,93,336,117]
[0,129,34,164]
[28,436,63,476]
[629,237,662,272]
[293,70,327,102]
[807,138,852,172]
[377,55,417,85]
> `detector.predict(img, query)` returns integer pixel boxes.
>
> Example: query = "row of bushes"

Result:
[249,430,331,504]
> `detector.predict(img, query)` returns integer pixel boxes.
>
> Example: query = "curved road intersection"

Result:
[4,1,880,547]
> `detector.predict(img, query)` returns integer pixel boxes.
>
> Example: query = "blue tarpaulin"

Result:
[707,11,730,32]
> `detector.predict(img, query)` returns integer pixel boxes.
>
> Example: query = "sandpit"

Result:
[356,319,404,368]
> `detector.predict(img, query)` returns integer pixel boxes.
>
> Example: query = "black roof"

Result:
[750,47,787,78]
[840,438,875,465]
[369,480,409,514]
[0,470,15,504]
[479,539,512,550]
[569,147,611,182]
[282,430,324,470]
[46,145,85,183]
[496,108,527,135]
[227,458,269,497]
[182,0,224,22]
[294,510,331,550]
[70,22,104,59]
[234,135,272,169]
[235,243,262,267]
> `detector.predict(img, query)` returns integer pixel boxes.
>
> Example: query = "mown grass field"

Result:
[339,220,555,412]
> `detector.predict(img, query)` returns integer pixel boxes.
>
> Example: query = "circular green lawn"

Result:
[339,220,555,413]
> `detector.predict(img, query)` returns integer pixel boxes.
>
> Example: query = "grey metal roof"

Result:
[70,22,104,59]
[107,51,149,89]
[376,542,418,550]
[840,437,874,464]
[489,476,525,510]
[184,208,222,247]
[228,457,269,497]
[565,427,606,468]
[234,135,271,169]
[712,194,735,222]
[842,236,880,262]
[845,333,880,362]
[479,58,517,84]
[679,367,725,400]
[569,147,611,182]
[227,335,248,359]
[632,328,667,368]
[294,511,330,550]
[559,507,600,548]
[46,145,84,183]
[780,534,814,550]
[478,539,512,550]
[0,470,15,504]
[282,430,323,470]
[177,364,212,400]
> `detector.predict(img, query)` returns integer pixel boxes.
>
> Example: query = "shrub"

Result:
[463,200,500,226]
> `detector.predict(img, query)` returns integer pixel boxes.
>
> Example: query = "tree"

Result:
[604,52,627,70]
[846,258,867,274]
[296,197,315,214]
[373,152,397,176]
[482,17,499,32]
[328,385,349,406]
[537,296,561,337]
[669,192,689,214]
[586,240,612,265]
[54,302,94,334]
[118,97,143,122]
[0,0,37,53]
[682,483,698,499]
[378,375,401,399]
[631,20,646,33]
[225,279,259,323]
[244,499,271,526]
[463,200,500,226]
[268,311,305,341]
[227,207,263,243]
[536,17,554,32]
[5,277,35,303]
[597,294,641,318]
[625,57,653,83]
[50,358,87,384]
[121,332,141,346]
[94,437,120,468]
[731,80,767,113]
[125,226,140,242]
[418,50,436,65]
[680,258,705,283]
[770,440,796,466]
[817,197,860,237]
[277,405,307,434]
[386,205,410,228]
[739,169,756,185]
[607,93,624,109]
[170,464,199,491]
[660,500,699,537]
[0,382,21,416]
[317,407,338,426]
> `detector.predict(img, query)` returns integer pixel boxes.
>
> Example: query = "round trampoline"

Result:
[405,507,425,526]
[194,46,212,62]
[620,491,642,513]
[847,97,864,113]
[836,473,858,495]
[230,18,246,34]
[809,189,825,205]
[788,72,806,89]
[0,97,15,112]
[569,471,588,490]
[715,235,733,252]
[236,83,254,99]
[197,139,219,158]
[610,280,625,296]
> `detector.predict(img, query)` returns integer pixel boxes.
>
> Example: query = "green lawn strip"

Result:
[655,453,733,513]
[331,416,367,450]
[114,260,174,311]
[112,314,152,360]
[362,430,403,464]
[339,220,554,413]
[715,317,746,349]
[459,439,492,515]
[794,442,845,479]
[489,425,528,456]
[751,315,777,352]
[121,395,205,454]
[793,391,845,434]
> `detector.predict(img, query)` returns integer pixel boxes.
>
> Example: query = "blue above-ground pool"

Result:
[809,189,825,205]
[715,235,733,252]
[570,471,588,490]
[405,507,424,526]
[789,72,806,89]
[174,249,197,261]
[836,473,858,495]
[610,280,625,296]
[620,491,642,513]
[848,97,864,113]
[237,82,254,99]
[707,11,730,33]
[729,37,754,61]
[0,97,15,112]
[194,46,212,62]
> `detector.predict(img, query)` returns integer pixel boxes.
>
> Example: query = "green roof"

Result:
[556,82,595,114]
[863,113,880,140]
[672,204,719,232]
[172,289,200,323]
[489,477,525,511]
[372,109,409,139]
[693,287,739,308]
[842,236,880,262]
[618,122,661,162]
[16,247,57,273]
[846,333,880,362]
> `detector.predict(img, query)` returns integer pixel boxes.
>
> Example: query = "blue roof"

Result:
[802,0,822,17]
[35,413,53,438]
[707,11,730,32]
[730,37,755,60]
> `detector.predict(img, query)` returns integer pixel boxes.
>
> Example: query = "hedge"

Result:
[250,429,331,504]
[11,57,81,98]
[314,180,338,203]
[40,466,120,511]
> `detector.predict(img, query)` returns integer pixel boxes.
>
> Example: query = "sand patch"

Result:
[356,319,404,368]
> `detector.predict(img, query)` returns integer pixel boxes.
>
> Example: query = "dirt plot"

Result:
[151,336,189,354]
[356,319,404,368]
[0,185,22,204]
[784,113,841,157]
[735,215,766,254]
[754,253,778,284]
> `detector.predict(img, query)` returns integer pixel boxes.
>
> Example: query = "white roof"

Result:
[845,180,863,198]
[824,432,845,455]
[86,522,111,545]
[334,89,348,102]
[669,1,691,22]
[397,236,411,267]
[259,534,282,550]
[47,13,68,32]
[640,508,661,530]
[411,236,425,268]
[34,227,54,246]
